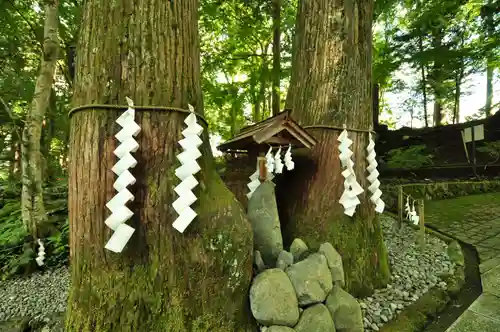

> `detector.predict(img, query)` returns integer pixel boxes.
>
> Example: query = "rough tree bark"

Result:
[418,38,429,127]
[271,0,281,115]
[66,1,255,331]
[431,29,444,127]
[21,0,59,238]
[280,0,390,297]
[372,83,379,128]
[416,0,428,128]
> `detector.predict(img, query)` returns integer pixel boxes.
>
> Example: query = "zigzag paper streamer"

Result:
[104,97,139,253]
[284,144,294,170]
[265,147,275,173]
[366,134,385,213]
[405,196,411,220]
[410,201,419,225]
[338,128,363,216]
[247,161,261,199]
[172,105,203,233]
[274,147,284,174]
[35,239,45,266]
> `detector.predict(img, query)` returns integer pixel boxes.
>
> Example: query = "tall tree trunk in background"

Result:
[453,77,460,124]
[230,86,239,136]
[250,71,259,122]
[485,0,494,117]
[271,0,281,115]
[41,88,57,180]
[10,128,22,180]
[431,29,444,126]
[281,0,390,297]
[267,90,272,116]
[421,65,428,127]
[433,99,442,126]
[21,0,59,238]
[255,50,269,122]
[66,1,254,331]
[453,60,464,124]
[418,39,428,127]
[416,0,428,127]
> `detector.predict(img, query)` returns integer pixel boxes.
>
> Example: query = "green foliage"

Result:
[0,180,68,280]
[386,145,434,169]
[373,0,499,126]
[477,141,500,164]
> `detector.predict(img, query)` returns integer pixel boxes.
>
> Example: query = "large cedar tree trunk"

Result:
[66,1,255,331]
[21,0,59,237]
[280,0,390,297]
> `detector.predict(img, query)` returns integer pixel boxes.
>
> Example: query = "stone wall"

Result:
[381,180,500,213]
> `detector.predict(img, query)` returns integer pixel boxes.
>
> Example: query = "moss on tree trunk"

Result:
[280,0,389,297]
[66,1,255,331]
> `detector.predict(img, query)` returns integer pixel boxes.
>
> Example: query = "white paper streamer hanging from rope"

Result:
[284,144,294,170]
[104,97,140,253]
[35,239,45,266]
[410,201,419,225]
[405,196,411,220]
[172,105,203,233]
[366,134,385,213]
[274,147,284,174]
[247,160,261,199]
[265,147,275,173]
[338,128,364,216]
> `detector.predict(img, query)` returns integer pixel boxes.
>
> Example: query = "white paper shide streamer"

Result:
[172,105,203,233]
[266,147,275,174]
[410,201,419,225]
[405,196,411,219]
[104,97,140,253]
[274,147,284,174]
[247,161,261,199]
[366,134,385,213]
[338,129,364,216]
[404,196,419,225]
[284,144,294,170]
[35,239,45,266]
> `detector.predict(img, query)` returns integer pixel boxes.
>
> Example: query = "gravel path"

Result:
[359,215,456,331]
[0,214,455,330]
[0,267,69,323]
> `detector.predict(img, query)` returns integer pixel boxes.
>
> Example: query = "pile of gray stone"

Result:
[250,239,363,332]
[358,215,458,331]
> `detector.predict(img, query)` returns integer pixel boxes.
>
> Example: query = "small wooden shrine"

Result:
[217,110,318,207]
[217,109,318,154]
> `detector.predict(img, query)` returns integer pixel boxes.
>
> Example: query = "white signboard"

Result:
[463,124,484,143]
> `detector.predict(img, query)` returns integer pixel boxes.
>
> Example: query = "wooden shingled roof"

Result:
[217,110,318,152]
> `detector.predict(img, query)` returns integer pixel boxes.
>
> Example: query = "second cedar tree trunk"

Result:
[66,1,255,331]
[281,0,390,297]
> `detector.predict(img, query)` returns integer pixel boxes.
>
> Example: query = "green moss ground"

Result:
[425,192,500,228]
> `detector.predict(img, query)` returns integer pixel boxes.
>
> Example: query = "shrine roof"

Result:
[217,110,318,152]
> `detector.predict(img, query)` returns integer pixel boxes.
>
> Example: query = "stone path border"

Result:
[423,193,500,332]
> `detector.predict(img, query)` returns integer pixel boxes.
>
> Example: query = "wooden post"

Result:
[258,156,267,182]
[398,186,403,229]
[471,126,477,177]
[419,199,425,253]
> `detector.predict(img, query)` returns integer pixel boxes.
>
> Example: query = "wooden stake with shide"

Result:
[258,156,267,182]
